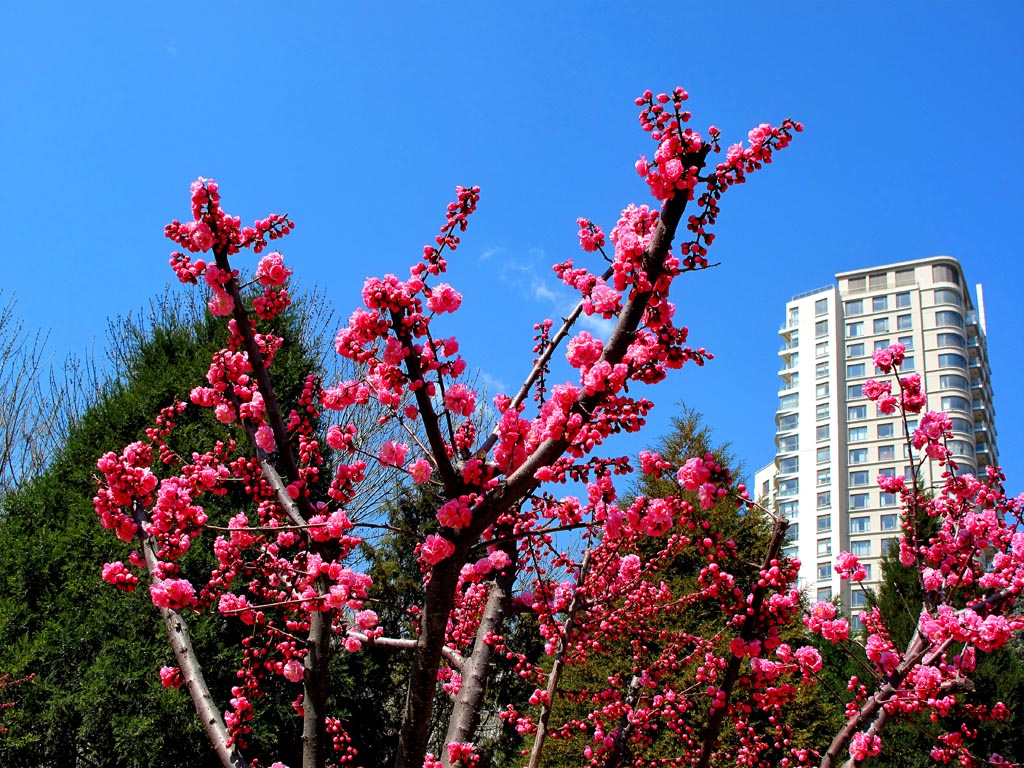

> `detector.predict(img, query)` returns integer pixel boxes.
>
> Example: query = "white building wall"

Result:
[760,257,999,623]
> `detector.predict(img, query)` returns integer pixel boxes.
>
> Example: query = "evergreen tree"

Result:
[0,290,325,767]
[541,406,837,767]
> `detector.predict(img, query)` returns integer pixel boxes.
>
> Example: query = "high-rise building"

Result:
[755,257,998,624]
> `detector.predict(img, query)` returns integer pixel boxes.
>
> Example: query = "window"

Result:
[817,586,833,602]
[878,467,895,479]
[897,314,912,330]
[937,332,965,349]
[901,355,915,371]
[940,374,969,391]
[869,273,887,290]
[786,523,799,542]
[939,353,967,368]
[779,457,799,475]
[933,264,958,283]
[934,288,962,307]
[780,501,799,519]
[816,361,829,378]
[818,563,833,581]
[936,310,964,328]
[816,446,831,464]
[817,539,832,556]
[815,297,828,316]
[817,469,831,486]
[849,426,868,442]
[847,362,866,377]
[847,342,865,357]
[816,382,830,398]
[779,434,799,452]
[951,417,972,434]
[881,488,899,505]
[849,448,868,464]
[881,514,899,531]
[817,515,832,532]
[845,300,864,317]
[816,342,829,358]
[779,413,798,431]
[778,478,799,497]
[815,320,828,338]
[873,317,890,334]
[783,372,799,390]
[872,295,888,312]
[941,395,970,412]
[851,590,870,608]
[816,424,830,441]
[848,405,867,420]
[851,540,871,557]
[950,440,974,457]
[878,444,895,461]
[788,307,800,326]
[817,491,831,509]
[816,403,830,420]
[847,321,864,338]
[847,385,865,399]
[782,546,798,559]
[895,291,911,308]
[881,537,899,555]
[862,564,873,581]
[899,334,914,350]
[850,470,870,487]
[877,423,895,439]
[850,513,870,530]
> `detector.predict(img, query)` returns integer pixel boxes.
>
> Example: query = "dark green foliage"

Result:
[541,406,837,767]
[0,292,322,767]
[861,529,1024,766]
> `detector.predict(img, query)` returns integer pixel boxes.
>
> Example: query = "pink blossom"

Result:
[208,291,234,317]
[408,458,433,484]
[255,252,291,286]
[355,609,379,630]
[378,440,409,468]
[255,424,276,452]
[101,561,139,592]
[159,665,185,689]
[420,534,455,565]
[343,636,362,653]
[566,331,604,369]
[677,457,711,491]
[150,578,197,610]
[576,218,605,252]
[794,645,822,673]
[283,658,304,683]
[437,496,473,529]
[849,733,882,762]
[444,383,477,417]
[426,283,462,314]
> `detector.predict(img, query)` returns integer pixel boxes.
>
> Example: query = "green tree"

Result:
[540,406,837,768]
[0,290,327,767]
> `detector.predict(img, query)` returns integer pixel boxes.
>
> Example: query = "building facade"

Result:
[755,257,998,624]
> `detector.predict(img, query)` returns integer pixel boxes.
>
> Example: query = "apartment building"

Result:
[755,257,998,624]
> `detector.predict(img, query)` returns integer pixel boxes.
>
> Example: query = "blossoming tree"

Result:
[93,87,1022,768]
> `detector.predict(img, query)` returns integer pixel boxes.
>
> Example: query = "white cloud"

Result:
[479,247,501,262]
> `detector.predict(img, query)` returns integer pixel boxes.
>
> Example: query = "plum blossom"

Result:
[378,440,409,468]
[420,534,455,566]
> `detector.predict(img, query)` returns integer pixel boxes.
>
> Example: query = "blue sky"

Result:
[3,3,1022,492]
